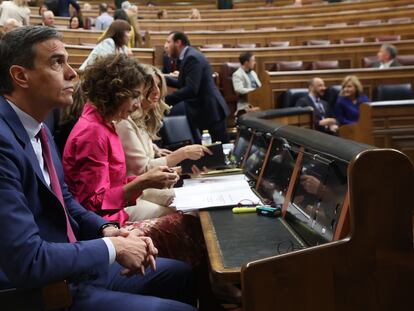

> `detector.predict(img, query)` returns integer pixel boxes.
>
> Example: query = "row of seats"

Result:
[200,35,403,49]
[267,55,414,71]
[279,83,414,109]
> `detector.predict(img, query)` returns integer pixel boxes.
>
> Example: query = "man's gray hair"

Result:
[381,43,398,59]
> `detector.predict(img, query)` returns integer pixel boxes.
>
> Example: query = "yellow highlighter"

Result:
[232,207,257,214]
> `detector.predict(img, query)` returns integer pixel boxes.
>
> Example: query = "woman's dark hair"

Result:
[81,54,150,119]
[99,20,130,47]
[113,9,129,22]
[69,15,84,29]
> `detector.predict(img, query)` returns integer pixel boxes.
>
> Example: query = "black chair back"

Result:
[278,88,308,108]
[159,115,195,150]
[375,83,414,101]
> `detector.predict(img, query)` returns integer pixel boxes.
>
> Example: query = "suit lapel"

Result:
[0,96,49,187]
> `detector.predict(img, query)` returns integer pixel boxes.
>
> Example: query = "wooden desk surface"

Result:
[199,208,302,283]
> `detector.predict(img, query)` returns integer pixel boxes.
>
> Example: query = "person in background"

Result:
[157,9,168,19]
[95,3,113,30]
[372,43,401,68]
[82,2,92,11]
[335,75,370,125]
[41,10,55,27]
[38,3,48,16]
[0,25,196,311]
[164,31,230,143]
[64,54,180,225]
[80,20,132,70]
[232,51,261,116]
[56,0,80,17]
[122,1,142,47]
[188,8,201,20]
[3,17,22,32]
[69,14,83,28]
[295,77,338,134]
[100,8,136,48]
[0,0,30,26]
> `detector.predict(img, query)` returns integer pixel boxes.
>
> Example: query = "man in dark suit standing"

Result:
[164,31,229,143]
[0,26,196,311]
[371,43,401,68]
[295,77,338,134]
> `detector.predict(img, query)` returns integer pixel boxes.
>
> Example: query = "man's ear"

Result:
[9,65,30,89]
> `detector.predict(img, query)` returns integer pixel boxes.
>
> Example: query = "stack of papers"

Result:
[173,174,261,211]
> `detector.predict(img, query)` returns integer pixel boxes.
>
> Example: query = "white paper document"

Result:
[173,175,261,211]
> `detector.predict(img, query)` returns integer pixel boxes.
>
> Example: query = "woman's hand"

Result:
[181,144,212,160]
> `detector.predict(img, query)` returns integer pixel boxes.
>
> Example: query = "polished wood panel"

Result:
[66,45,155,68]
[145,21,414,48]
[257,66,414,110]
[137,5,414,32]
[201,39,414,76]
[241,149,414,311]
[30,0,412,20]
[339,100,414,164]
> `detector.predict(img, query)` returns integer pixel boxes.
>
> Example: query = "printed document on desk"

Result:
[173,175,261,211]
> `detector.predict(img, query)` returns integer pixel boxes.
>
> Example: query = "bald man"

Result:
[295,77,338,134]
[3,18,22,33]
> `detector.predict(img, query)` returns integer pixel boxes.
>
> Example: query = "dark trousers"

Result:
[70,258,197,311]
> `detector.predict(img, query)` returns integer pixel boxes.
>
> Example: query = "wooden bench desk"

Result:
[256,66,414,110]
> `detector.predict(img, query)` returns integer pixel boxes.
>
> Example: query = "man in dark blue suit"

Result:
[295,77,338,135]
[0,26,196,311]
[164,31,230,143]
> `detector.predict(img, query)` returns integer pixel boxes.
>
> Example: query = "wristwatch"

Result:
[100,222,120,236]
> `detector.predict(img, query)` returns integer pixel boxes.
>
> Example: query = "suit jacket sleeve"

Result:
[165,75,180,89]
[232,70,255,95]
[0,135,109,288]
[165,55,203,105]
[115,118,166,176]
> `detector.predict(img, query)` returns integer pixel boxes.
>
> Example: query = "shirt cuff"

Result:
[102,237,116,265]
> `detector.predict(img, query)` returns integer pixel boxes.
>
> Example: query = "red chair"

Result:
[268,41,290,47]
[358,19,381,26]
[375,35,401,42]
[325,22,347,28]
[388,17,411,24]
[340,37,365,44]
[275,61,304,71]
[306,39,330,46]
[311,60,339,70]
[362,56,378,68]
[202,44,223,49]
[220,62,241,124]
[257,27,277,31]
[236,43,257,49]
[396,55,414,66]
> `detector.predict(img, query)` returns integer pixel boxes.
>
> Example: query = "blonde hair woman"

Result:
[0,0,30,26]
[116,65,210,176]
[115,65,210,220]
[335,75,369,125]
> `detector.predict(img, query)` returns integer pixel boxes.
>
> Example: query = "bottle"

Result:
[201,130,212,146]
